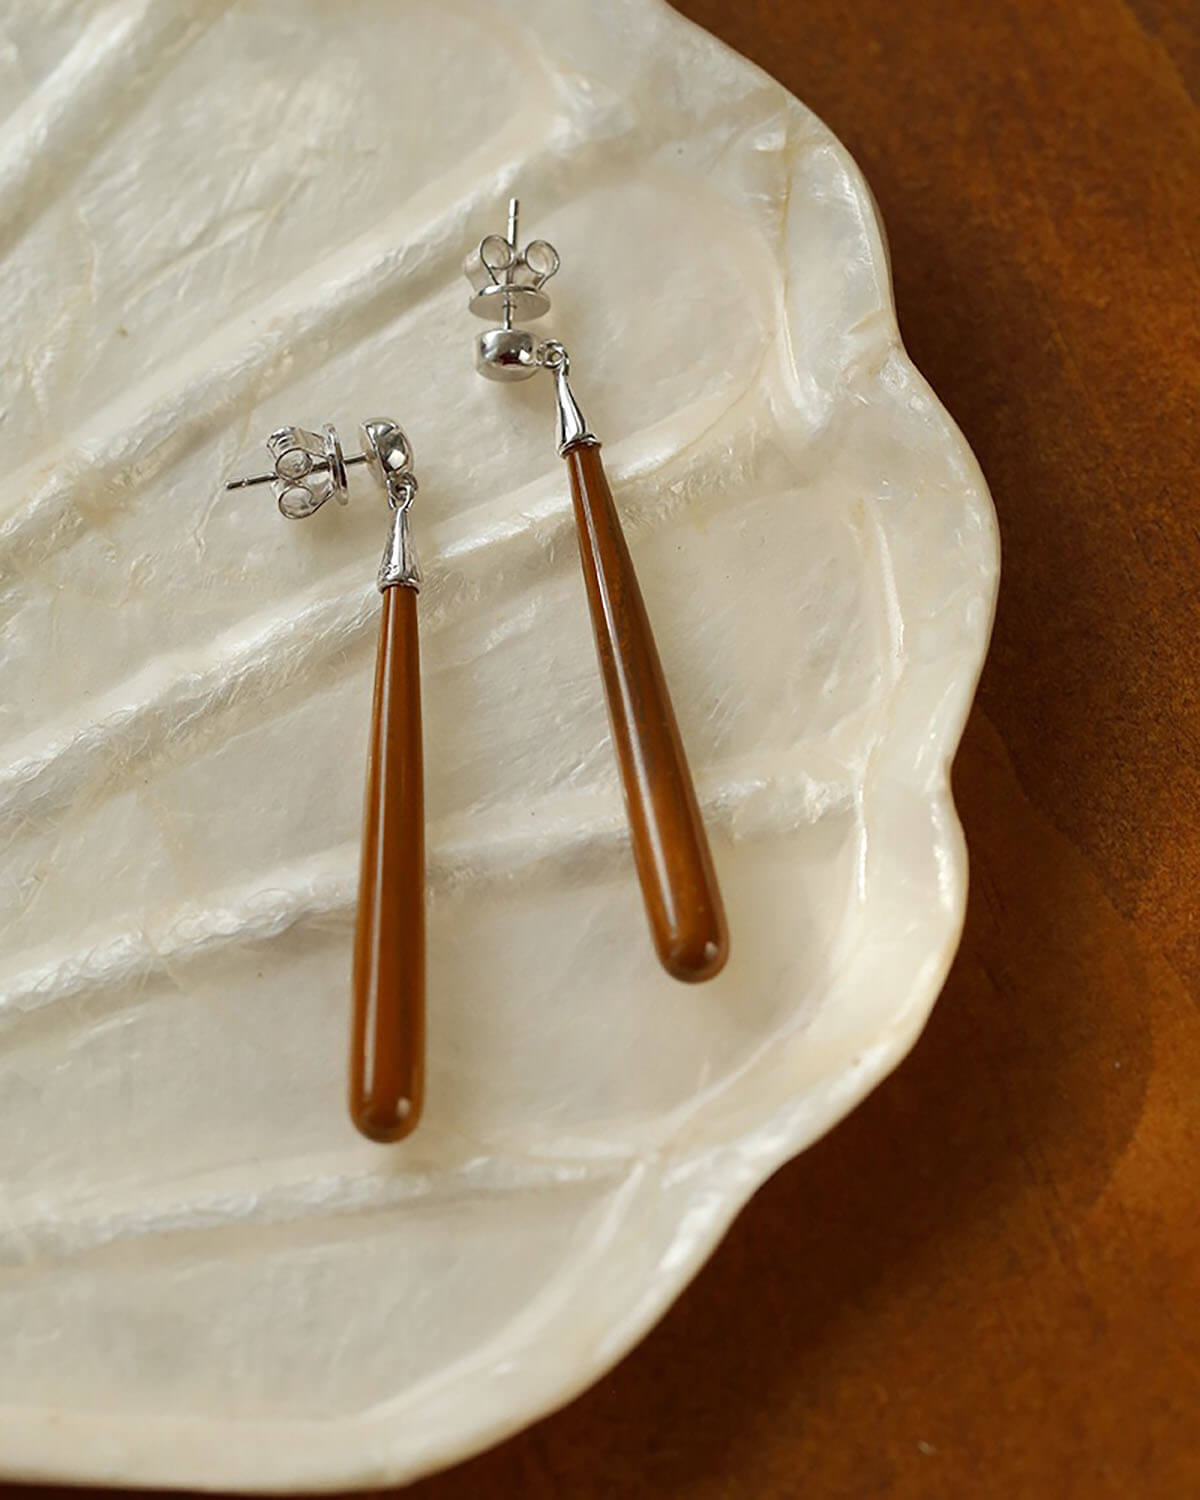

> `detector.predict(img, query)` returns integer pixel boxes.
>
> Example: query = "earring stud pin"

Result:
[225,423,377,519]
[225,454,368,489]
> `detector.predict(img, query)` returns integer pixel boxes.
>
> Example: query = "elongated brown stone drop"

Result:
[350,584,425,1141]
[563,440,729,982]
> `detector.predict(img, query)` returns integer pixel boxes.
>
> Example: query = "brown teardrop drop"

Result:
[350,584,425,1141]
[564,440,729,983]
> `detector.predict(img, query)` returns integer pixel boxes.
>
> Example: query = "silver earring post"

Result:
[463,197,594,451]
[225,419,421,592]
[226,423,364,518]
[226,454,368,488]
[464,197,561,378]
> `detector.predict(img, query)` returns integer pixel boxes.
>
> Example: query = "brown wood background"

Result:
[8,1,1200,1497]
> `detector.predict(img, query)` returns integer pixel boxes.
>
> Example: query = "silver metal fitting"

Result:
[225,423,363,519]
[359,419,422,591]
[538,342,597,454]
[465,199,601,452]
[465,198,559,382]
[475,327,540,380]
[377,500,421,592]
[226,418,422,591]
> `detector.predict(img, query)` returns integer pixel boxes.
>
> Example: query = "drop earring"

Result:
[226,420,425,1142]
[465,199,729,983]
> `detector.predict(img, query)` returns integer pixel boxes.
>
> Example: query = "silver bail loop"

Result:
[540,342,596,454]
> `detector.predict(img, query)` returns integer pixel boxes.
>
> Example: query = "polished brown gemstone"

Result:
[563,440,729,982]
[350,584,425,1141]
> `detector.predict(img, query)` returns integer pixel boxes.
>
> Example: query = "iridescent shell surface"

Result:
[0,0,998,1487]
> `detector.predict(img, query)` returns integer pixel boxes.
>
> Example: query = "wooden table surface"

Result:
[9,2,1199,1498]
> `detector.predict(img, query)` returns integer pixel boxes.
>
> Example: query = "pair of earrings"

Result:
[226,201,728,1144]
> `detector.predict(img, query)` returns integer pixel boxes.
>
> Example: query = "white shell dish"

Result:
[0,0,998,1489]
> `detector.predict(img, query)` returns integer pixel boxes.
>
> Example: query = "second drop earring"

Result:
[227,419,425,1143]
[465,200,729,983]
